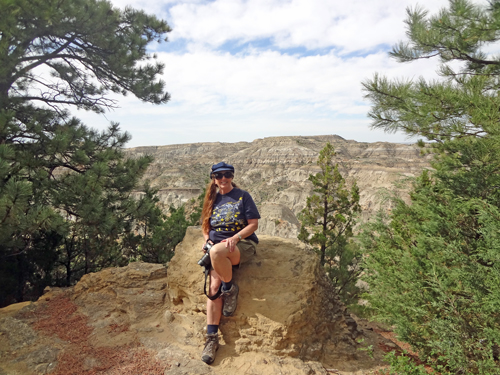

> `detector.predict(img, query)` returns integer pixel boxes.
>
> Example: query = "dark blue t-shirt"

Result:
[209,188,260,244]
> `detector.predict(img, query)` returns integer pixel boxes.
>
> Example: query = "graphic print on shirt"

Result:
[211,197,247,233]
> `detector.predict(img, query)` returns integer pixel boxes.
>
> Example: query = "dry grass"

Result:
[30,294,169,375]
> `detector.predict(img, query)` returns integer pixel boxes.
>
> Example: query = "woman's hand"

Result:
[202,238,213,253]
[222,219,258,252]
[221,235,239,252]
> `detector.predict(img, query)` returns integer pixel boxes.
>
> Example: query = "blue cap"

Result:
[210,162,234,177]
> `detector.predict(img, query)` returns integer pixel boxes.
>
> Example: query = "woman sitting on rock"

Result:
[200,162,260,364]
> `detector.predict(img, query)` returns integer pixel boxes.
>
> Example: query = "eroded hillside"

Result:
[126,135,431,238]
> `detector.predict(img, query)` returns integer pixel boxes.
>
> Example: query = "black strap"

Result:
[203,267,222,301]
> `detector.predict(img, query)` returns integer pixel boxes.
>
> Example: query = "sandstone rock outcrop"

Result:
[0,227,396,375]
[126,135,431,238]
[167,227,360,364]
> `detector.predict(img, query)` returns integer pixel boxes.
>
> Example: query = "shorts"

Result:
[235,239,257,267]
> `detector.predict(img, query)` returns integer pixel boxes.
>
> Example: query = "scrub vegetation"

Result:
[0,0,192,307]
[361,0,500,373]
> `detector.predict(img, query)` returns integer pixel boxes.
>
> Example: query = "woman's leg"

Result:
[207,243,241,320]
[206,270,223,325]
[209,242,241,282]
[209,242,240,317]
[202,269,223,364]
[202,244,243,363]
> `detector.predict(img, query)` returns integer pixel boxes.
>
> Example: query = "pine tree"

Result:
[361,1,500,372]
[0,0,171,305]
[123,183,191,264]
[298,142,362,303]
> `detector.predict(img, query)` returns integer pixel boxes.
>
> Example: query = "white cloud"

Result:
[156,46,440,117]
[77,45,439,147]
[77,0,490,147]
[168,0,453,52]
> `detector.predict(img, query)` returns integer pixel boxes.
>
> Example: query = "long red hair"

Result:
[201,178,238,235]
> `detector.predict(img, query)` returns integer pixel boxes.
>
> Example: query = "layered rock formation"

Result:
[167,227,361,364]
[126,135,431,238]
[0,227,397,375]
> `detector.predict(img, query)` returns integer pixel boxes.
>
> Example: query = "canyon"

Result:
[126,135,432,238]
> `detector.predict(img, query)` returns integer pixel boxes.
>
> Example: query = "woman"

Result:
[200,162,260,364]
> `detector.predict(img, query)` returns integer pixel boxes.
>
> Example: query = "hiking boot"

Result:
[222,283,239,317]
[201,333,219,364]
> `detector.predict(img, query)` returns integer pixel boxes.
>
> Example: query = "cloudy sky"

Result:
[77,0,473,147]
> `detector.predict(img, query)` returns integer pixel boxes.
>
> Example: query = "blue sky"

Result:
[76,0,473,147]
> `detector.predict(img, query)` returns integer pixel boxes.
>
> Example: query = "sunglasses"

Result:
[212,171,234,180]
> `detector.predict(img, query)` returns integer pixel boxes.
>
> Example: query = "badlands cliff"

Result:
[0,227,399,375]
[126,135,431,238]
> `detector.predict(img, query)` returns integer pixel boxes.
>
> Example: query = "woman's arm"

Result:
[221,218,258,252]
[202,228,210,250]
[232,218,258,243]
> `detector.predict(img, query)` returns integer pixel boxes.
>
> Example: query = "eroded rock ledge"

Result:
[0,227,394,375]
